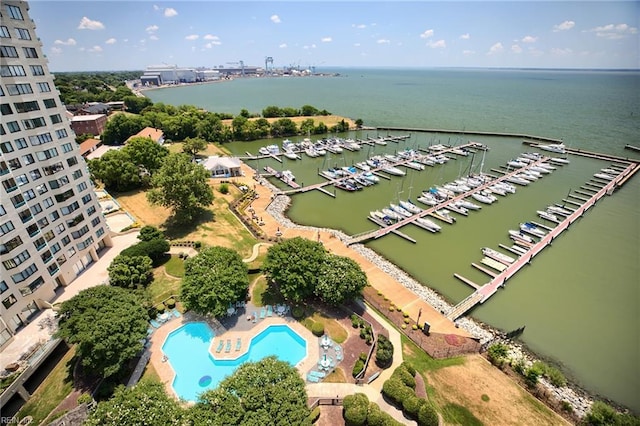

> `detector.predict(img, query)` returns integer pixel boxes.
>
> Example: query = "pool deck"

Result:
[148,310,321,401]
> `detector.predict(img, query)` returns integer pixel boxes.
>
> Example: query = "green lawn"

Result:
[301,311,348,344]
[164,255,185,278]
[17,347,76,425]
[148,270,181,305]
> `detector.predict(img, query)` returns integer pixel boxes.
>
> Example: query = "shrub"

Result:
[350,314,361,328]
[219,183,229,194]
[311,322,325,337]
[487,342,509,366]
[165,298,176,309]
[308,406,321,424]
[402,362,416,377]
[560,400,573,413]
[343,393,369,426]
[382,378,412,406]
[512,357,526,375]
[394,365,416,389]
[403,312,409,318]
[291,306,304,319]
[352,359,365,378]
[367,403,404,426]
[120,238,170,266]
[546,365,567,388]
[404,318,410,324]
[194,241,202,249]
[375,334,394,368]
[403,395,424,419]
[417,402,439,426]
[359,352,368,362]
[156,304,166,314]
[524,366,541,388]
[388,305,395,311]
[77,393,93,404]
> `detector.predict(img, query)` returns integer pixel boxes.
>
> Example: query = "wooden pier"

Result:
[446,160,638,321]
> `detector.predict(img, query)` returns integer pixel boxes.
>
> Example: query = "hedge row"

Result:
[381,363,438,426]
[375,334,394,368]
[342,393,403,426]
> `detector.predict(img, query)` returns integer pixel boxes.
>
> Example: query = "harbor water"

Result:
[145,68,640,412]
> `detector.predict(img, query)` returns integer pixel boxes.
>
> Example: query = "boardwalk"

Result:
[347,156,554,245]
[446,160,638,320]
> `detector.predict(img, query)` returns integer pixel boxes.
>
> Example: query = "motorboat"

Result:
[428,144,448,152]
[334,181,357,191]
[451,148,469,156]
[510,244,529,255]
[519,222,546,238]
[381,208,401,221]
[537,210,560,222]
[404,161,425,171]
[471,192,495,204]
[345,179,363,190]
[547,205,572,216]
[493,181,516,194]
[283,150,299,160]
[389,203,412,218]
[370,210,393,226]
[538,162,557,170]
[399,200,422,214]
[341,166,358,175]
[258,146,271,155]
[313,143,327,156]
[538,143,566,154]
[482,247,516,265]
[505,175,530,186]
[435,209,456,222]
[600,168,617,175]
[305,147,320,158]
[381,166,406,176]
[452,180,473,192]
[415,217,441,233]
[521,152,543,161]
[447,201,469,215]
[459,199,481,210]
[344,139,361,151]
[516,172,538,181]
[549,157,570,165]
[529,166,551,174]
[320,170,338,180]
[281,170,296,181]
[488,185,507,196]
[434,186,455,198]
[509,230,535,245]
[416,195,438,206]
[325,144,343,154]
[354,162,370,171]
[353,176,373,187]
[507,160,527,168]
[593,173,614,181]
[362,172,380,183]
[444,183,467,194]
[372,137,387,146]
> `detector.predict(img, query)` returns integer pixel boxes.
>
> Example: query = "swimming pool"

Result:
[162,322,307,402]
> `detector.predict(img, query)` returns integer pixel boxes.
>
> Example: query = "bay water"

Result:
[146,68,640,411]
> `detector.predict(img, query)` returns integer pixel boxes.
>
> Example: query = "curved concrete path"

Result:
[242,242,271,263]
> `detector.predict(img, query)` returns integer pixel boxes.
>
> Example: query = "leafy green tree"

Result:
[315,254,367,305]
[231,115,249,140]
[262,237,327,303]
[417,402,439,426]
[85,380,186,426]
[182,136,208,157]
[281,106,300,117]
[196,113,224,142]
[270,118,298,137]
[343,393,369,426]
[147,153,214,223]
[75,133,94,143]
[355,118,364,128]
[88,149,142,192]
[120,239,170,266]
[239,108,251,118]
[108,255,153,289]
[191,357,310,425]
[101,113,150,145]
[487,342,509,366]
[122,136,169,174]
[181,246,249,317]
[253,118,271,138]
[55,286,148,378]
[583,401,619,425]
[375,334,394,368]
[300,105,319,116]
[313,122,328,135]
[262,105,282,118]
[138,225,165,242]
[124,95,153,114]
[299,118,315,135]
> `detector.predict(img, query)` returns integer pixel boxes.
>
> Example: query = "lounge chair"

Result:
[259,307,266,319]
[215,339,224,353]
[306,374,320,383]
[225,339,232,353]
[235,338,241,351]
[266,305,273,317]
[310,370,326,378]
[172,309,181,318]
[253,311,258,323]
[150,319,161,328]
[336,352,343,361]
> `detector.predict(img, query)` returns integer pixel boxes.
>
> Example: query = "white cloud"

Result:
[303,44,317,49]
[553,20,575,32]
[511,44,523,54]
[353,24,366,29]
[321,37,332,43]
[270,14,281,24]
[105,38,117,45]
[153,5,160,11]
[146,25,159,33]
[54,38,77,46]
[164,7,178,18]
[420,29,434,39]
[377,39,390,44]
[78,17,105,30]
[488,42,504,55]
[551,47,573,56]
[203,34,218,41]
[589,23,638,39]
[427,39,446,49]
[278,43,287,48]
[88,45,103,53]
[521,35,537,43]
[51,46,63,54]
[149,35,159,41]
[185,34,199,41]
[459,33,470,40]
[354,43,361,47]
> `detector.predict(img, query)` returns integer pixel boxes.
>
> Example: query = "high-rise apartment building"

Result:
[0,0,111,349]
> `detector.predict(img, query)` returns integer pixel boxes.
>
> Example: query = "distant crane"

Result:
[225,60,245,77]
[264,56,274,75]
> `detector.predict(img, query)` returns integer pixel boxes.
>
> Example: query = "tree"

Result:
[138,225,165,242]
[487,342,509,366]
[88,149,142,192]
[262,105,283,118]
[101,113,150,145]
[315,254,367,305]
[300,105,319,116]
[355,118,364,128]
[181,246,249,317]
[55,286,148,378]
[120,238,170,266]
[299,118,315,135]
[262,237,327,303]
[190,357,310,425]
[124,95,153,114]
[375,334,394,368]
[147,153,214,223]
[343,393,369,426]
[85,380,186,426]
[122,136,169,174]
[182,136,208,157]
[196,113,224,142]
[108,255,153,289]
[270,118,298,137]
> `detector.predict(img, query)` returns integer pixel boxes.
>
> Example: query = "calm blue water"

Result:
[147,68,640,412]
[162,322,307,402]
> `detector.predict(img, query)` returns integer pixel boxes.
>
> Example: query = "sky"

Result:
[27,1,639,71]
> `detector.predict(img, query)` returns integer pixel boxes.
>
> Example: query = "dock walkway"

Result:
[446,160,637,321]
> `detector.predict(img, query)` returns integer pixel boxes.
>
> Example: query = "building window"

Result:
[49,210,60,221]
[22,154,35,165]
[91,216,101,227]
[67,156,78,167]
[43,197,54,208]
[72,169,83,180]
[14,101,40,113]
[43,98,56,108]
[96,227,105,238]
[56,254,66,265]
[0,26,11,38]
[30,65,45,76]
[36,147,58,161]
[37,82,51,92]
[0,205,6,216]
[56,223,65,234]
[2,294,17,309]
[0,124,5,135]
[6,121,20,133]
[14,28,31,40]
[11,263,37,284]
[41,250,53,263]
[56,129,68,139]
[1,65,26,77]
[62,143,73,153]
[50,242,61,254]
[2,250,30,269]
[22,47,38,59]
[1,236,23,255]
[18,209,32,223]
[86,206,96,216]
[50,114,62,124]
[42,162,64,176]
[0,46,19,58]
[22,117,47,130]
[0,281,8,294]
[29,132,53,146]
[10,193,25,208]
[77,236,94,251]
[77,181,88,192]
[7,83,33,95]
[1,141,14,153]
[6,4,24,20]
[30,203,43,216]
[37,216,49,228]
[20,277,45,296]
[61,201,80,215]
[67,246,75,256]
[81,194,92,204]
[61,235,71,247]
[8,158,21,170]
[14,138,28,149]
[0,221,15,235]
[23,189,36,200]
[3,178,18,193]
[15,174,28,186]
[0,103,13,115]
[33,237,46,250]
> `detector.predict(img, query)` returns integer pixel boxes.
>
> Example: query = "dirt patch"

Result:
[427,355,569,425]
[317,405,345,426]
